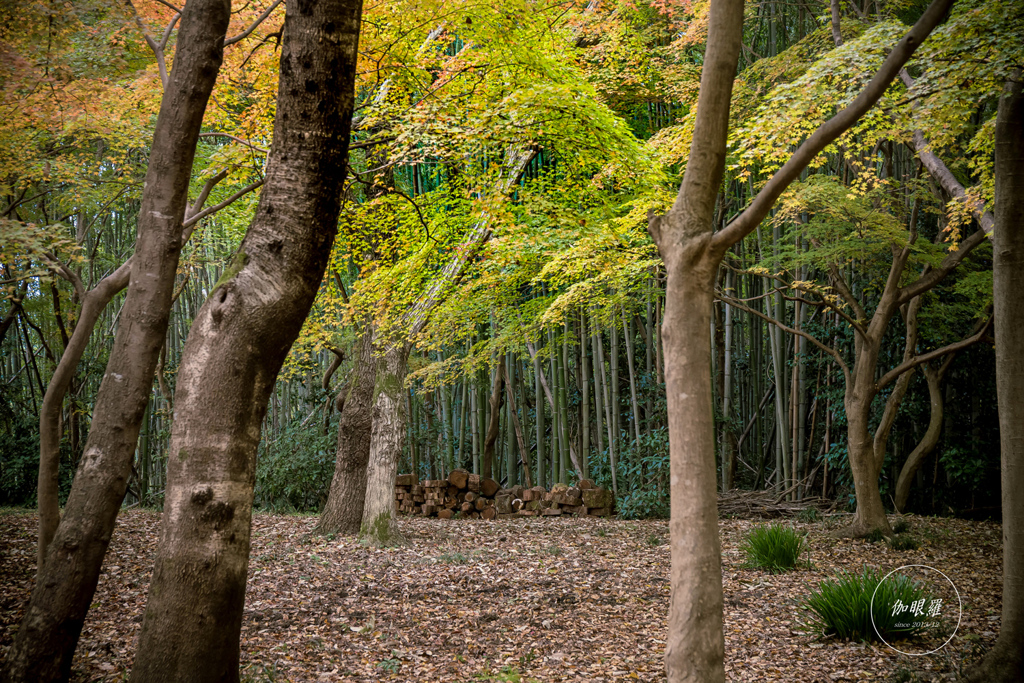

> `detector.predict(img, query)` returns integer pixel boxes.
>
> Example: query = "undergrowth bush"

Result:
[255,423,334,512]
[741,523,804,573]
[616,489,669,520]
[801,566,931,642]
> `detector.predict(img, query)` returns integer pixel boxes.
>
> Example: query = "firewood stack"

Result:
[394,469,614,519]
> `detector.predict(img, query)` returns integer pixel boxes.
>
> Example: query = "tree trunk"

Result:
[1,3,232,680]
[645,0,951,676]
[317,325,376,535]
[360,343,411,545]
[893,358,951,512]
[967,71,1024,683]
[130,3,361,680]
[482,360,503,480]
[646,2,741,678]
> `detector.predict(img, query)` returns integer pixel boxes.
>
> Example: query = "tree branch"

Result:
[876,315,993,391]
[223,0,284,47]
[717,291,851,384]
[711,0,955,254]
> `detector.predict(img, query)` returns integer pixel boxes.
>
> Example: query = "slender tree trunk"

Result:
[893,358,951,512]
[2,2,232,680]
[646,0,952,675]
[317,325,376,535]
[482,361,503,480]
[534,352,546,488]
[131,3,361,679]
[967,72,1024,683]
[360,343,411,544]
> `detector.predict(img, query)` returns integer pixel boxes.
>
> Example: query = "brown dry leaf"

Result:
[0,509,1002,682]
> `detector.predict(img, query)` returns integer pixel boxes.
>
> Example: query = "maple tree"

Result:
[1,0,1021,679]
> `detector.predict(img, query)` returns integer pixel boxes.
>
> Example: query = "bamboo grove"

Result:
[1,0,1019,530]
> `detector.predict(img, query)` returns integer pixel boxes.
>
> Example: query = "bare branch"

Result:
[182,178,265,229]
[876,316,993,391]
[158,11,182,52]
[197,132,269,154]
[42,252,85,301]
[224,0,284,47]
[717,290,851,384]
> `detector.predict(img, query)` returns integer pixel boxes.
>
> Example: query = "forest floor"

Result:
[0,508,1003,682]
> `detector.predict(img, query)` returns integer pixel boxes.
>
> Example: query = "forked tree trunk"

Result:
[0,2,231,680]
[130,2,362,680]
[894,358,952,512]
[317,325,377,535]
[360,343,411,544]
[967,72,1024,683]
[647,1,952,677]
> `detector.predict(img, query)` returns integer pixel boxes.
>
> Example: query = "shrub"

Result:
[616,489,669,520]
[888,534,919,551]
[800,566,931,642]
[254,423,335,512]
[797,508,820,523]
[892,518,911,534]
[865,528,886,544]
[741,523,804,573]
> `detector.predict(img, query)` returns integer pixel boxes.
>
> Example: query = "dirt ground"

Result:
[0,508,1004,682]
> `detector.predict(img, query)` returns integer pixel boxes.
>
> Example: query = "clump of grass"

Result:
[892,518,911,534]
[800,566,931,642]
[646,533,664,547]
[797,508,820,523]
[595,527,608,538]
[888,534,919,551]
[437,551,468,565]
[741,523,805,574]
[865,528,887,544]
[544,545,562,556]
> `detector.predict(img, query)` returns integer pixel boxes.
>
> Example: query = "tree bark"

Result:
[647,0,953,677]
[482,361,504,481]
[893,357,952,512]
[317,325,376,535]
[1,2,232,680]
[130,2,361,679]
[360,342,411,544]
[967,71,1024,683]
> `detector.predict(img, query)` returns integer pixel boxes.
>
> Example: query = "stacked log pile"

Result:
[394,469,614,519]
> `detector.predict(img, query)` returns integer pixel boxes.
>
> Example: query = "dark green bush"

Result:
[888,534,919,551]
[741,523,804,573]
[797,508,820,523]
[892,518,911,534]
[616,489,669,520]
[801,566,931,642]
[865,528,887,543]
[254,424,335,512]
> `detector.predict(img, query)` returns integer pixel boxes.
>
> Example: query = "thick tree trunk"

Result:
[130,2,361,680]
[967,72,1024,683]
[360,343,411,544]
[1,2,231,680]
[317,325,376,535]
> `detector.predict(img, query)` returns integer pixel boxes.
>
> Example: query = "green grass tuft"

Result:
[865,528,887,543]
[741,523,805,573]
[888,534,919,551]
[892,518,911,534]
[800,566,931,642]
[797,508,820,523]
